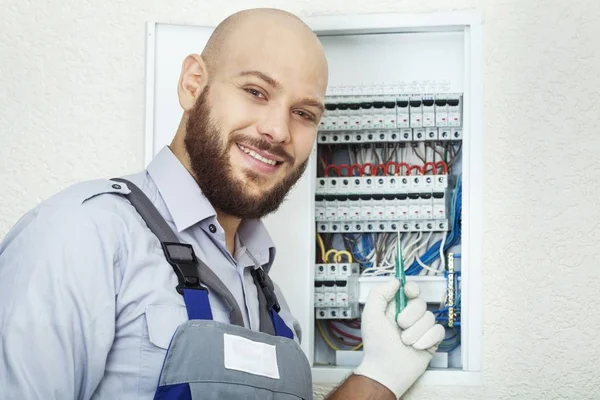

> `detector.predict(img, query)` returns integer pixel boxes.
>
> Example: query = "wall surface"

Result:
[2,0,600,399]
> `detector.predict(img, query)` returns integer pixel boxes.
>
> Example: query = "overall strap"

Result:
[111,178,244,326]
[252,268,294,340]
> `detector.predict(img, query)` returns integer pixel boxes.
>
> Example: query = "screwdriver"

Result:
[395,231,407,322]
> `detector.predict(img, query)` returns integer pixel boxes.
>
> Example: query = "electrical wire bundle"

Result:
[437,328,461,353]
[316,319,363,351]
[317,141,462,178]
[323,160,448,177]
[341,232,449,276]
[316,233,353,264]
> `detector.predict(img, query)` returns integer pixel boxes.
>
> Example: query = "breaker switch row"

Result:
[315,193,447,222]
[315,305,360,320]
[318,94,462,131]
[316,219,449,233]
[316,175,448,195]
[317,127,462,144]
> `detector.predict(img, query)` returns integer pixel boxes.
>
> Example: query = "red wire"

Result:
[351,163,363,177]
[338,164,351,177]
[324,164,340,177]
[395,162,411,176]
[423,162,437,175]
[329,322,362,342]
[362,163,375,176]
[408,165,423,175]
[435,161,449,174]
[326,324,361,346]
[341,320,361,329]
[385,161,397,176]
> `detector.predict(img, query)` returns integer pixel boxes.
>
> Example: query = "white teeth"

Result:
[238,144,277,166]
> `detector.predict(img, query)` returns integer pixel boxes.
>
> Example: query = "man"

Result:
[0,8,444,400]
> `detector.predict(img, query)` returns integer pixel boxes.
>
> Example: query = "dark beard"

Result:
[184,86,308,220]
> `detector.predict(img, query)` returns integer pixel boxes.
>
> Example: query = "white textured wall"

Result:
[2,0,600,398]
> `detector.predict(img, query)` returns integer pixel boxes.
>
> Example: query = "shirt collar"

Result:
[147,146,216,232]
[237,219,276,270]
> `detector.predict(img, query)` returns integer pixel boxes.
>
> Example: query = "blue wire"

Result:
[439,342,461,353]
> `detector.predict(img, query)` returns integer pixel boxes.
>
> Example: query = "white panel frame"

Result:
[144,10,484,387]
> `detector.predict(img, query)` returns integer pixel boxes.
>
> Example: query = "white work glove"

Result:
[354,279,445,399]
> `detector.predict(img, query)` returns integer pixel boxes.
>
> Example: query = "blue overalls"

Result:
[112,179,313,400]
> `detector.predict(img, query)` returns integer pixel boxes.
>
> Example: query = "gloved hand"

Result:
[354,279,445,399]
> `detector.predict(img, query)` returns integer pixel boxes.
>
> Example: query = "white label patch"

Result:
[223,333,280,379]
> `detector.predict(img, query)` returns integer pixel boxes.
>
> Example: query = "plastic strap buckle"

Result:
[161,242,204,294]
[253,268,281,313]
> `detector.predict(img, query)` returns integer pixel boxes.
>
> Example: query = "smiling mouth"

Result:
[237,144,282,166]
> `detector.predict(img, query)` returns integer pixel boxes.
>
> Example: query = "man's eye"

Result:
[295,110,315,121]
[245,88,265,99]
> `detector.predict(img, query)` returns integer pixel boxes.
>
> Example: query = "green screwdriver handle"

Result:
[395,232,407,322]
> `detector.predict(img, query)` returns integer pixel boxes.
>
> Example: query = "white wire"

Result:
[415,255,442,274]
[438,231,447,270]
[402,232,421,265]
[361,229,447,277]
[414,231,447,275]
[362,232,406,275]
[374,147,383,165]
[405,231,432,263]
[378,233,400,269]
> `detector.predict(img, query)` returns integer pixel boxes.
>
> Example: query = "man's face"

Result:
[184,39,327,219]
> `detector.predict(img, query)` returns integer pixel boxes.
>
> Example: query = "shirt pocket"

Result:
[145,304,188,349]
[138,304,189,398]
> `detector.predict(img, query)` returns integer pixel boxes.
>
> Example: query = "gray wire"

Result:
[412,145,426,163]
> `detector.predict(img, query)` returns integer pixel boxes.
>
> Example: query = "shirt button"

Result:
[112,184,121,189]
[209,224,217,233]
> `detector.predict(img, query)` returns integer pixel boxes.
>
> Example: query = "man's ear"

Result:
[177,54,209,111]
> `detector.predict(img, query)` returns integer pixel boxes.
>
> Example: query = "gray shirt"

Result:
[0,146,300,399]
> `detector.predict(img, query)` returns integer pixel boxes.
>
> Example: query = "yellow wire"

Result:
[316,320,339,350]
[316,234,326,262]
[334,251,353,263]
[324,249,338,263]
[316,320,363,351]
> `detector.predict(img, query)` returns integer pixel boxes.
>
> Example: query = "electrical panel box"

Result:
[303,14,482,386]
[147,11,483,387]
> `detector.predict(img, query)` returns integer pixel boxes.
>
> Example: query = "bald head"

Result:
[201,8,328,86]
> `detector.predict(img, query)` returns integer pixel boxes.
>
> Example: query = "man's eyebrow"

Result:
[239,70,281,90]
[297,98,325,114]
